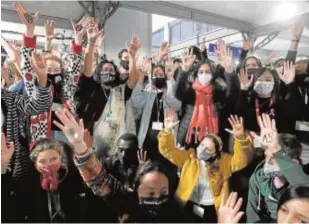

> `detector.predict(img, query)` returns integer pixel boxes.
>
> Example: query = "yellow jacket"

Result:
[158,131,253,212]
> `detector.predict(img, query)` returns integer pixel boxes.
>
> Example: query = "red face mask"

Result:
[36,163,61,192]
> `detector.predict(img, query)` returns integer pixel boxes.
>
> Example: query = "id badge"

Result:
[193,204,204,218]
[295,121,309,132]
[152,122,163,131]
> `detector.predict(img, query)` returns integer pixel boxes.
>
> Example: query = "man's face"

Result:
[118,139,138,165]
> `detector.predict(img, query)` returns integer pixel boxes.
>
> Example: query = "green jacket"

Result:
[246,151,309,223]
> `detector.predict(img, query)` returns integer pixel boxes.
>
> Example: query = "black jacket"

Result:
[174,70,229,150]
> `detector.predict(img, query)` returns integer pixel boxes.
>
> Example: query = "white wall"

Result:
[104,7,152,61]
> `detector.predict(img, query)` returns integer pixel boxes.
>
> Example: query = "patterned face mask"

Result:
[196,145,218,163]
[253,81,274,98]
[139,195,169,216]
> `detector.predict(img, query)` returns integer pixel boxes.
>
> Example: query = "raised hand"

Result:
[137,149,147,166]
[126,36,141,59]
[13,2,39,38]
[238,68,254,90]
[164,109,179,131]
[44,20,58,41]
[243,39,253,51]
[87,24,104,44]
[218,43,233,73]
[7,39,21,64]
[53,108,85,149]
[158,41,169,62]
[276,60,295,85]
[225,115,245,140]
[250,113,279,152]
[215,39,226,60]
[218,192,244,223]
[165,58,174,80]
[70,16,91,45]
[200,37,207,52]
[1,133,15,174]
[182,48,196,72]
[30,51,47,87]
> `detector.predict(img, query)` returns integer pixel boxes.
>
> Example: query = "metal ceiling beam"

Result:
[251,12,309,38]
[1,8,72,30]
[78,1,95,17]
[105,1,254,32]
[255,33,279,50]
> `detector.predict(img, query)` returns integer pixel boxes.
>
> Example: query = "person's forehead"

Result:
[37,149,60,158]
[154,67,164,73]
[118,139,135,149]
[122,51,129,57]
[103,63,114,69]
[199,64,211,70]
[46,59,61,68]
[246,58,258,65]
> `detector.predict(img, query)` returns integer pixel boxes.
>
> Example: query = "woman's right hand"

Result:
[13,2,39,38]
[164,110,179,132]
[238,68,254,90]
[218,192,244,223]
[53,108,88,155]
[182,48,196,72]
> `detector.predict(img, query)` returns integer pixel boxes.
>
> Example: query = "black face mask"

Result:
[48,73,63,101]
[120,60,130,70]
[119,73,129,84]
[101,73,116,86]
[247,68,259,78]
[139,195,169,216]
[152,77,166,89]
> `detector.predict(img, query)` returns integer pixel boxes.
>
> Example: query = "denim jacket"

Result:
[131,80,182,148]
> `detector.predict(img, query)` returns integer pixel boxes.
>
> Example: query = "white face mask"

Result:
[198,73,212,85]
[253,81,274,98]
[263,162,281,178]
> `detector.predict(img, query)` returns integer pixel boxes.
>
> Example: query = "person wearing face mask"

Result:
[175,49,228,149]
[157,113,253,223]
[20,139,88,223]
[53,109,187,223]
[15,3,85,147]
[76,36,140,156]
[1,59,53,222]
[246,114,309,223]
[131,64,181,182]
[118,49,130,84]
[236,61,306,135]
[218,184,309,224]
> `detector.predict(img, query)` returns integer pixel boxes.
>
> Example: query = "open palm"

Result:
[238,68,254,90]
[276,61,295,85]
[225,115,245,139]
[53,108,85,145]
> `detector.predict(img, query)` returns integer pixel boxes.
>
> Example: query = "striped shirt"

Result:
[1,83,52,180]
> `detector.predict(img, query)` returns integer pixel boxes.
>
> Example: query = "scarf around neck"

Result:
[186,79,219,144]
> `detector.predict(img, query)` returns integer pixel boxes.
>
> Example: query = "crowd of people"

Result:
[1,2,309,223]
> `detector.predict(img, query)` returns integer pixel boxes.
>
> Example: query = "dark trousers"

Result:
[183,201,217,223]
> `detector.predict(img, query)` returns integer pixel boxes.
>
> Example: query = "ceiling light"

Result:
[274,3,297,21]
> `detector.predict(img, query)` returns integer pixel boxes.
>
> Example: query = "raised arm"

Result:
[53,109,131,198]
[225,115,253,172]
[16,51,52,115]
[126,36,141,89]
[286,20,304,63]
[13,2,40,96]
[83,19,104,78]
[157,115,191,167]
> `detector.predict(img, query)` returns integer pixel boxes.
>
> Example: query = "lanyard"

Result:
[155,94,163,122]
